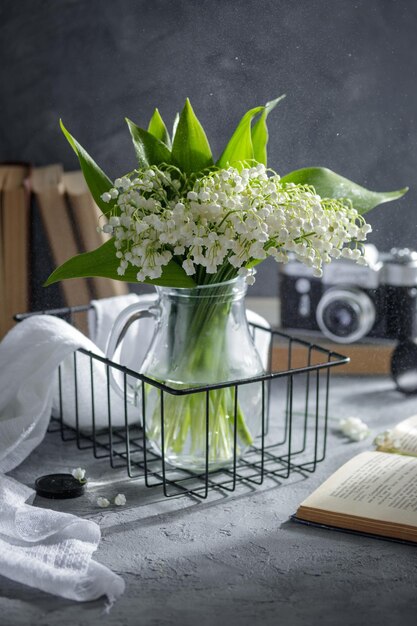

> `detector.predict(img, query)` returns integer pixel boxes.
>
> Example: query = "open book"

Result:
[295,414,417,543]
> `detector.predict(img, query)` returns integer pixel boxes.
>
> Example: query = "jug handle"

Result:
[106,301,160,403]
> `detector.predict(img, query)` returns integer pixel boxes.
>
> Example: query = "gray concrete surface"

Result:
[2,375,417,626]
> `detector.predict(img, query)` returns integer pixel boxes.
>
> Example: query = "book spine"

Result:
[0,164,30,338]
[3,186,29,326]
[31,165,92,334]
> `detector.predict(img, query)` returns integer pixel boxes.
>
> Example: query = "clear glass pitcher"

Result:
[106,277,265,472]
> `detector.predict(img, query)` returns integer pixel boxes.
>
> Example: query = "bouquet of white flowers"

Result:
[46,96,407,470]
[98,162,372,286]
[47,96,406,289]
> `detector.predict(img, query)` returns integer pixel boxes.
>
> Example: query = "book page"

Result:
[390,414,417,456]
[300,451,417,527]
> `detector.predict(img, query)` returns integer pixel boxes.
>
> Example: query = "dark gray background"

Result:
[1,0,416,302]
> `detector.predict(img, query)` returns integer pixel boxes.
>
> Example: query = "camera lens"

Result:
[316,288,376,343]
[321,301,359,338]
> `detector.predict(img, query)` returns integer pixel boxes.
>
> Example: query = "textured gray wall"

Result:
[1,0,416,300]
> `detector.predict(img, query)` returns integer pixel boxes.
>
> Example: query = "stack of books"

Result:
[0,163,128,338]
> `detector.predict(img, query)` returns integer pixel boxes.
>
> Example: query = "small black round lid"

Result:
[35,473,85,499]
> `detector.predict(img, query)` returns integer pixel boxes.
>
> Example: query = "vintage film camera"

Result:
[279,245,417,393]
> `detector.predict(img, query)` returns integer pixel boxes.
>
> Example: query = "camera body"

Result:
[279,246,417,344]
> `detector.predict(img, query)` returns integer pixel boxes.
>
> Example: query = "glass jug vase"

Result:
[107,277,265,473]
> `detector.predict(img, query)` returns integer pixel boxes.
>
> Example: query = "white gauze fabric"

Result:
[0,315,125,604]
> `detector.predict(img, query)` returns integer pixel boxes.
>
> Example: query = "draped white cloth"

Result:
[0,313,126,604]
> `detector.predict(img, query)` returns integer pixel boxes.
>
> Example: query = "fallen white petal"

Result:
[338,417,370,441]
[114,493,127,506]
[97,497,110,508]
[71,467,86,481]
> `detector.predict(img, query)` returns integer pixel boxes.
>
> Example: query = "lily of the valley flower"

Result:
[97,497,111,508]
[100,163,372,286]
[96,494,127,508]
[71,467,87,483]
[338,417,370,442]
[373,430,402,451]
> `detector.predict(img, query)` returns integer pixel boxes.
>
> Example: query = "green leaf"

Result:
[126,118,172,169]
[44,238,197,288]
[60,119,114,214]
[171,99,214,175]
[280,167,408,214]
[251,95,286,166]
[172,112,180,143]
[148,108,171,148]
[216,105,264,170]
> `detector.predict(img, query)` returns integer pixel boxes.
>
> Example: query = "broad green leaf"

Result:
[148,108,171,148]
[216,105,264,170]
[60,119,114,214]
[251,95,286,166]
[126,118,172,169]
[44,238,197,288]
[171,99,214,175]
[281,167,408,215]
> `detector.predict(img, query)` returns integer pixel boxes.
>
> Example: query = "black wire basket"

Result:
[16,305,349,500]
